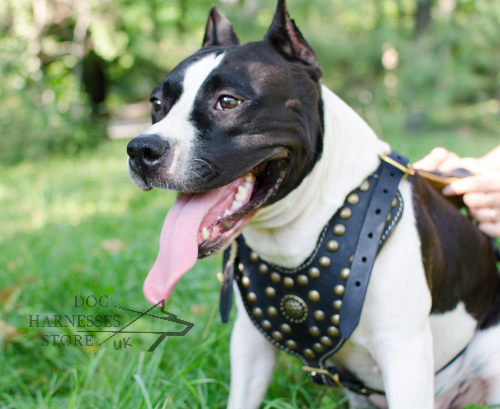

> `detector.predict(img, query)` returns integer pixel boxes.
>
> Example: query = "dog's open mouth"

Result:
[143,158,288,304]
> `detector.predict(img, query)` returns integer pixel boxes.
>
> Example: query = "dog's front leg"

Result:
[227,289,279,409]
[370,321,434,409]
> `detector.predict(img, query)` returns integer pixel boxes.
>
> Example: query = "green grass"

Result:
[1,128,498,408]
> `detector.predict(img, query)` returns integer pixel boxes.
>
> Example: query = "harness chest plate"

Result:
[222,152,409,392]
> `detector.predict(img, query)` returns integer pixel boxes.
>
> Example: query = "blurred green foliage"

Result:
[0,0,499,164]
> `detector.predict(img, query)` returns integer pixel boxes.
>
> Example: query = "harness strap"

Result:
[338,151,409,339]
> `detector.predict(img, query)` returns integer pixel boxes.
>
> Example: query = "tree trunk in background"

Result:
[177,0,187,33]
[394,0,405,29]
[414,0,433,36]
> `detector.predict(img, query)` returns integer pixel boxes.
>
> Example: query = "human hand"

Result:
[443,174,500,237]
[415,147,500,238]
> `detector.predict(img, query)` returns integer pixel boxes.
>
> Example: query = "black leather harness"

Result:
[220,151,410,394]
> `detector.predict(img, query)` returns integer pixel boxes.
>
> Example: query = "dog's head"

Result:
[127,0,324,304]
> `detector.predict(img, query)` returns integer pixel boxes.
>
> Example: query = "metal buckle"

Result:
[379,153,415,176]
[302,366,343,389]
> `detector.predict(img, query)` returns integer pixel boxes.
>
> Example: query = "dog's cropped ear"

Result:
[265,0,322,80]
[202,6,240,48]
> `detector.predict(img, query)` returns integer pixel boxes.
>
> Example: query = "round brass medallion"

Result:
[280,294,308,324]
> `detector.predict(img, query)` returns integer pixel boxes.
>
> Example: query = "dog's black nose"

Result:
[127,134,169,169]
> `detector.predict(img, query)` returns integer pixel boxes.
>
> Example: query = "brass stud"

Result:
[334,285,345,297]
[297,274,309,286]
[347,193,360,205]
[308,267,320,279]
[303,348,315,359]
[252,307,263,318]
[333,300,342,311]
[333,224,346,236]
[326,239,339,252]
[327,326,340,338]
[283,277,294,289]
[272,331,283,342]
[320,336,333,347]
[259,264,268,274]
[309,326,321,337]
[261,320,272,330]
[386,213,392,222]
[392,197,398,208]
[250,252,259,262]
[331,314,340,326]
[285,339,297,350]
[348,254,354,265]
[339,207,352,220]
[247,292,257,302]
[312,343,324,354]
[270,272,281,283]
[318,256,331,268]
[267,306,278,317]
[265,287,276,298]
[308,290,320,302]
[280,295,308,324]
[238,263,245,273]
[340,268,350,281]
[360,180,370,191]
[280,323,292,334]
[241,276,251,288]
[314,310,325,322]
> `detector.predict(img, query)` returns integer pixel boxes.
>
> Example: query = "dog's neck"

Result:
[243,85,389,268]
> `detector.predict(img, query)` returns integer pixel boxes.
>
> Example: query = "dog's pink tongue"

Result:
[143,188,225,305]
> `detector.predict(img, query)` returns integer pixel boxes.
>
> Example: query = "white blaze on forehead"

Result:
[143,52,225,176]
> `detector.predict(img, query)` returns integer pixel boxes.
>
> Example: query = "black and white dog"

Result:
[127,1,500,408]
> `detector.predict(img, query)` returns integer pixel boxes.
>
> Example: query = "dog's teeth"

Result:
[224,209,232,217]
[235,187,248,202]
[237,184,248,195]
[244,173,254,183]
[231,200,242,210]
[201,227,210,240]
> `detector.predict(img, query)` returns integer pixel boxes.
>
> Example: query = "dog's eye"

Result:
[216,95,242,110]
[151,99,162,113]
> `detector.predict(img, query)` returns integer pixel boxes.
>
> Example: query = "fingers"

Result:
[442,174,500,238]
[443,175,500,196]
[476,222,500,238]
[462,192,500,208]
[465,193,500,238]
[469,207,499,223]
[414,147,483,173]
[414,147,459,171]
